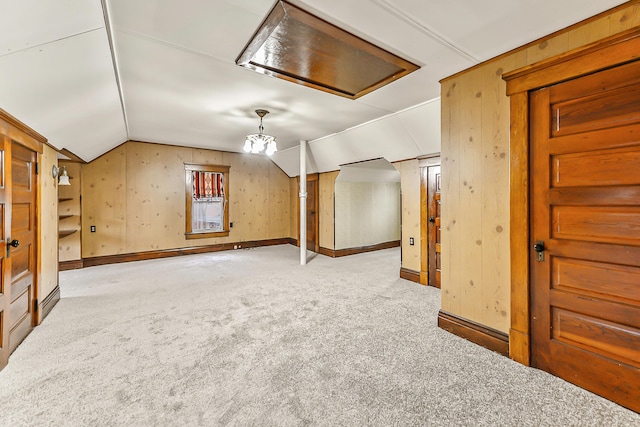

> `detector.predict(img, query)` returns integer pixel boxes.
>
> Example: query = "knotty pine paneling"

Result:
[319,171,339,250]
[58,161,82,262]
[125,142,191,253]
[39,145,59,306]
[81,141,291,258]
[267,161,291,240]
[82,145,127,257]
[394,159,420,272]
[440,2,640,333]
[289,177,298,240]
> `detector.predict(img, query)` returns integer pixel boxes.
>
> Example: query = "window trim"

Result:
[184,163,230,239]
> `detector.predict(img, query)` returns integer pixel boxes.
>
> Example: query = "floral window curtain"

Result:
[191,171,225,232]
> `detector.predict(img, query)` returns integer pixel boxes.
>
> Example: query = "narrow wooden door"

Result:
[0,136,10,369]
[306,176,318,252]
[428,165,441,288]
[530,60,640,412]
[9,141,37,353]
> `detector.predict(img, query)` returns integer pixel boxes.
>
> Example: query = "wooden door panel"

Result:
[551,206,640,244]
[428,165,441,288]
[0,137,8,369]
[11,160,31,191]
[11,203,31,231]
[9,142,35,353]
[552,123,640,155]
[552,308,640,365]
[531,61,640,412]
[552,257,640,302]
[550,292,640,333]
[552,147,640,187]
[552,83,640,136]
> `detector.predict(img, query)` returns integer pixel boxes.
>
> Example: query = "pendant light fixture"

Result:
[243,109,277,156]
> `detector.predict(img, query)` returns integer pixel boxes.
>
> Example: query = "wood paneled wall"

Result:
[440,2,640,333]
[394,159,420,272]
[82,141,291,257]
[319,171,339,250]
[289,177,298,240]
[39,145,59,308]
[58,161,82,262]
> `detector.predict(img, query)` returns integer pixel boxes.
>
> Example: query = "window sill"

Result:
[185,230,230,239]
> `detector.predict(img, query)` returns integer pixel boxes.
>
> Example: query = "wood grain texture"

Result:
[320,240,400,258]
[393,160,420,272]
[38,145,59,324]
[399,267,420,284]
[526,61,640,411]
[82,141,292,259]
[441,2,640,342]
[82,238,295,267]
[58,161,81,262]
[509,91,530,364]
[289,177,298,240]
[58,260,84,271]
[318,171,338,250]
[82,144,127,257]
[420,167,428,285]
[236,1,418,99]
[40,285,60,322]
[438,310,509,357]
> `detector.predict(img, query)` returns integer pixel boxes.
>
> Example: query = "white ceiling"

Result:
[0,0,628,175]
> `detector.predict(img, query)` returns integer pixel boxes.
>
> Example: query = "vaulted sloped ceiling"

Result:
[0,0,628,175]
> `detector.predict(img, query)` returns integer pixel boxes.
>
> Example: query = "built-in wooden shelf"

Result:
[58,198,73,202]
[59,230,77,238]
[59,214,74,220]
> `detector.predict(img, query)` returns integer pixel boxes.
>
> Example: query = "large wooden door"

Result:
[8,141,37,353]
[427,165,441,288]
[530,60,640,412]
[0,136,10,369]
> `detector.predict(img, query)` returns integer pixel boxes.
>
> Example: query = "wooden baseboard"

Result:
[319,240,400,258]
[83,238,295,268]
[40,286,61,322]
[59,259,84,271]
[318,247,334,257]
[438,310,509,357]
[285,237,297,246]
[399,267,420,283]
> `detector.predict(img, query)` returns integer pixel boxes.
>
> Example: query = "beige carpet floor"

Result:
[0,245,638,426]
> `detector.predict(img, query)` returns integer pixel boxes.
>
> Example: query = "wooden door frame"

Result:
[503,28,640,365]
[296,173,320,252]
[0,110,44,370]
[419,155,440,286]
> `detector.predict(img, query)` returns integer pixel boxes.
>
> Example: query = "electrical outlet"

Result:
[230,222,233,228]
[409,237,414,245]
[90,225,96,232]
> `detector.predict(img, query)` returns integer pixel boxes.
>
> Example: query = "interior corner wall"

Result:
[81,141,291,258]
[440,3,640,334]
[319,171,339,250]
[393,159,420,272]
[39,144,59,303]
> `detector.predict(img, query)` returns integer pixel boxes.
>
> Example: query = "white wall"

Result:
[334,181,401,249]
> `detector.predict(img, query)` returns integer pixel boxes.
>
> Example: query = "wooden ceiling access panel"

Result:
[236,1,419,99]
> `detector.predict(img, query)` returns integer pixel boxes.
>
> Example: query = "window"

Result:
[185,163,229,239]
